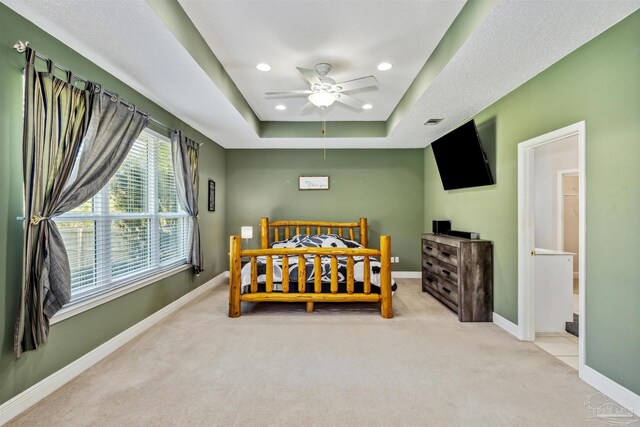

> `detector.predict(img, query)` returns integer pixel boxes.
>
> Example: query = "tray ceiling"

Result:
[1,0,639,148]
[178,0,466,122]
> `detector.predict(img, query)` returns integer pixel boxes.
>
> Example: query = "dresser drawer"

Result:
[438,280,459,305]
[422,274,439,293]
[436,243,458,266]
[422,240,438,257]
[422,256,438,274]
[438,261,458,284]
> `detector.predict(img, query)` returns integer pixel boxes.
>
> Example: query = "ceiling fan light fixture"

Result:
[377,62,392,71]
[308,91,336,108]
[256,63,271,72]
[362,103,373,110]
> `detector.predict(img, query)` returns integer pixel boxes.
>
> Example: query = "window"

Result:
[55,130,190,303]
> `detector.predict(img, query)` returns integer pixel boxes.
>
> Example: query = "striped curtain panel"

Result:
[15,49,92,357]
[171,131,203,273]
[15,49,149,357]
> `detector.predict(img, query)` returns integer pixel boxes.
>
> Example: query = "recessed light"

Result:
[256,63,271,72]
[362,104,373,110]
[275,105,286,111]
[377,62,392,71]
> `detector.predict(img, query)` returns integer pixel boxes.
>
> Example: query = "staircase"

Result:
[565,313,579,337]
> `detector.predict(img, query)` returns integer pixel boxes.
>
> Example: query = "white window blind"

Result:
[56,130,190,303]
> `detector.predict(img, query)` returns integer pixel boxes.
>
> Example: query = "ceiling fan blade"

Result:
[265,90,313,96]
[334,93,367,109]
[297,67,321,86]
[333,76,378,92]
[301,101,316,114]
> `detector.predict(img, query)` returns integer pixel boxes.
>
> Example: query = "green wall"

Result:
[0,4,227,405]
[226,149,424,271]
[424,12,640,394]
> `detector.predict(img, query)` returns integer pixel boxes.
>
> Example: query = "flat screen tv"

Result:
[431,120,494,190]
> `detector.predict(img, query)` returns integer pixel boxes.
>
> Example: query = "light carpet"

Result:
[9,279,599,426]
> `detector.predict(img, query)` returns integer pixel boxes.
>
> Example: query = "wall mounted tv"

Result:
[431,119,495,190]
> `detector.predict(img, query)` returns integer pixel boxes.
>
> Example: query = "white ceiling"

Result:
[178,0,466,121]
[2,0,639,149]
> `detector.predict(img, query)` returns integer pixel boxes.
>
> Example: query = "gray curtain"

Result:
[15,48,149,357]
[171,131,203,273]
[55,85,149,212]
[16,49,92,357]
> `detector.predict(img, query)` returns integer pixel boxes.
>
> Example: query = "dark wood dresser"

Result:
[421,233,493,322]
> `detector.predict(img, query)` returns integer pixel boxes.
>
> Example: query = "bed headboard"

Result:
[259,217,368,248]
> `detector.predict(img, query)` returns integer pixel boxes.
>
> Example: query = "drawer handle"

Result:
[442,287,451,293]
[426,262,433,267]
[426,246,433,251]
[442,269,450,276]
[441,251,450,257]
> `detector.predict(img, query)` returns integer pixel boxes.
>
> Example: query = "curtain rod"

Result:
[13,40,204,146]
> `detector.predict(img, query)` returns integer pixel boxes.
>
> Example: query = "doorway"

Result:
[558,169,580,316]
[517,121,586,376]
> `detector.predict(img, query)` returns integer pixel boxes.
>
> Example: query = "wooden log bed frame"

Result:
[228,217,393,318]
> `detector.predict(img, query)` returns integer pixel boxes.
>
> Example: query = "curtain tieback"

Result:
[30,214,50,225]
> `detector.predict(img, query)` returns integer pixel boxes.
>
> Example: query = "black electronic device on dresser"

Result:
[421,233,493,322]
[432,220,451,234]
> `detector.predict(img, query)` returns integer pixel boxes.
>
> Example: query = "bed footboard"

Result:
[228,235,392,318]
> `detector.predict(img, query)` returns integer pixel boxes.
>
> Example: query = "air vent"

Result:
[424,118,444,125]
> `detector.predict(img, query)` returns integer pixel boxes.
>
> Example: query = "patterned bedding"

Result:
[240,234,397,294]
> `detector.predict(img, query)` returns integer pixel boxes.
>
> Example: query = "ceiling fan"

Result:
[265,63,378,113]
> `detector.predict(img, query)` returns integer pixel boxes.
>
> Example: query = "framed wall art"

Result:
[298,176,330,190]
[208,179,216,212]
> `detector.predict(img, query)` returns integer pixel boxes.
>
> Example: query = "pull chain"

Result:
[322,107,327,159]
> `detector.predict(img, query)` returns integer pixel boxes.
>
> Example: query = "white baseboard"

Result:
[581,365,640,417]
[0,271,229,425]
[392,271,421,279]
[493,312,521,339]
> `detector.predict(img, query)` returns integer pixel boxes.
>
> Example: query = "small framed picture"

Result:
[208,179,215,212]
[299,176,330,190]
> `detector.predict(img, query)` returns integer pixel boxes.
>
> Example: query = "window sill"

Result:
[50,264,193,325]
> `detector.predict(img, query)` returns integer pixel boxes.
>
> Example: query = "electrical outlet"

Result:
[396,257,400,263]
[390,257,395,263]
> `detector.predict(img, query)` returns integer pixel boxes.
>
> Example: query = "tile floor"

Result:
[536,283,580,370]
[535,332,579,370]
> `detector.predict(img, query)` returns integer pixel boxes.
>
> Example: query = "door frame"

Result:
[517,121,586,374]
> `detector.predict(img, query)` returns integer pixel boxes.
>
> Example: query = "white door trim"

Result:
[517,121,586,375]
[556,168,579,252]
